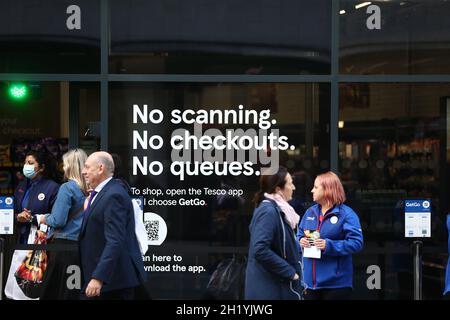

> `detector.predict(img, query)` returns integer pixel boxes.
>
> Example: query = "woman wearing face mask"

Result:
[298,171,363,300]
[245,166,302,300]
[14,150,61,244]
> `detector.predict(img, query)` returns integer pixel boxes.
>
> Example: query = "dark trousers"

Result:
[303,287,352,300]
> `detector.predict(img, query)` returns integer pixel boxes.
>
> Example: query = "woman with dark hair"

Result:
[245,166,302,300]
[14,150,60,244]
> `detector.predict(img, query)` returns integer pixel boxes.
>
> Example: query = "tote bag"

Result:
[4,224,48,300]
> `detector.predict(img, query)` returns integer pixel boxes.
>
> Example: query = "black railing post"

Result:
[413,240,423,300]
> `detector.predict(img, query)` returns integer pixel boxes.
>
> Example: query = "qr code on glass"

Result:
[145,220,159,241]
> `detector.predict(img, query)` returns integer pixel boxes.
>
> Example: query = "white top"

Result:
[91,176,113,205]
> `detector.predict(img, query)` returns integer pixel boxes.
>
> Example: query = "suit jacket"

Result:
[78,178,146,293]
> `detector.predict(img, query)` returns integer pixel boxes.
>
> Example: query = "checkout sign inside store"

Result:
[405,200,431,238]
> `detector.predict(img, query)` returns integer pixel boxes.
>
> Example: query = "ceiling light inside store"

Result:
[355,2,372,9]
[340,10,346,14]
[338,121,345,128]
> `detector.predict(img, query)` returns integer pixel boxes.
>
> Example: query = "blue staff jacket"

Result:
[14,177,59,244]
[297,203,363,290]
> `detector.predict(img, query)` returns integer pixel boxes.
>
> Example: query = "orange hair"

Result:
[316,171,346,206]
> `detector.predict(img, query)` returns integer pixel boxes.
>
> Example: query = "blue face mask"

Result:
[23,164,37,179]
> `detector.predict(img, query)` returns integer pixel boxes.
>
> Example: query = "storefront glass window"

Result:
[340,0,450,74]
[108,82,330,298]
[1,0,449,302]
[0,80,101,205]
[0,0,100,73]
[0,81,69,195]
[0,81,101,291]
[339,83,450,299]
[109,0,331,74]
[73,83,101,153]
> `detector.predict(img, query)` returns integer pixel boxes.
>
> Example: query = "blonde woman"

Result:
[37,148,88,300]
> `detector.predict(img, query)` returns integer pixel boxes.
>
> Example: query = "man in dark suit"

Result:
[79,151,146,299]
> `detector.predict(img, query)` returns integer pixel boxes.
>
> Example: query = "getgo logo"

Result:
[422,201,430,209]
[406,202,421,207]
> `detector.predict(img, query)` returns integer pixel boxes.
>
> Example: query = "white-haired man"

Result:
[79,151,146,299]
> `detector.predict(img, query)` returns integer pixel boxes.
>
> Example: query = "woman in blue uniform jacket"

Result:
[245,166,302,300]
[14,150,60,244]
[298,171,363,300]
